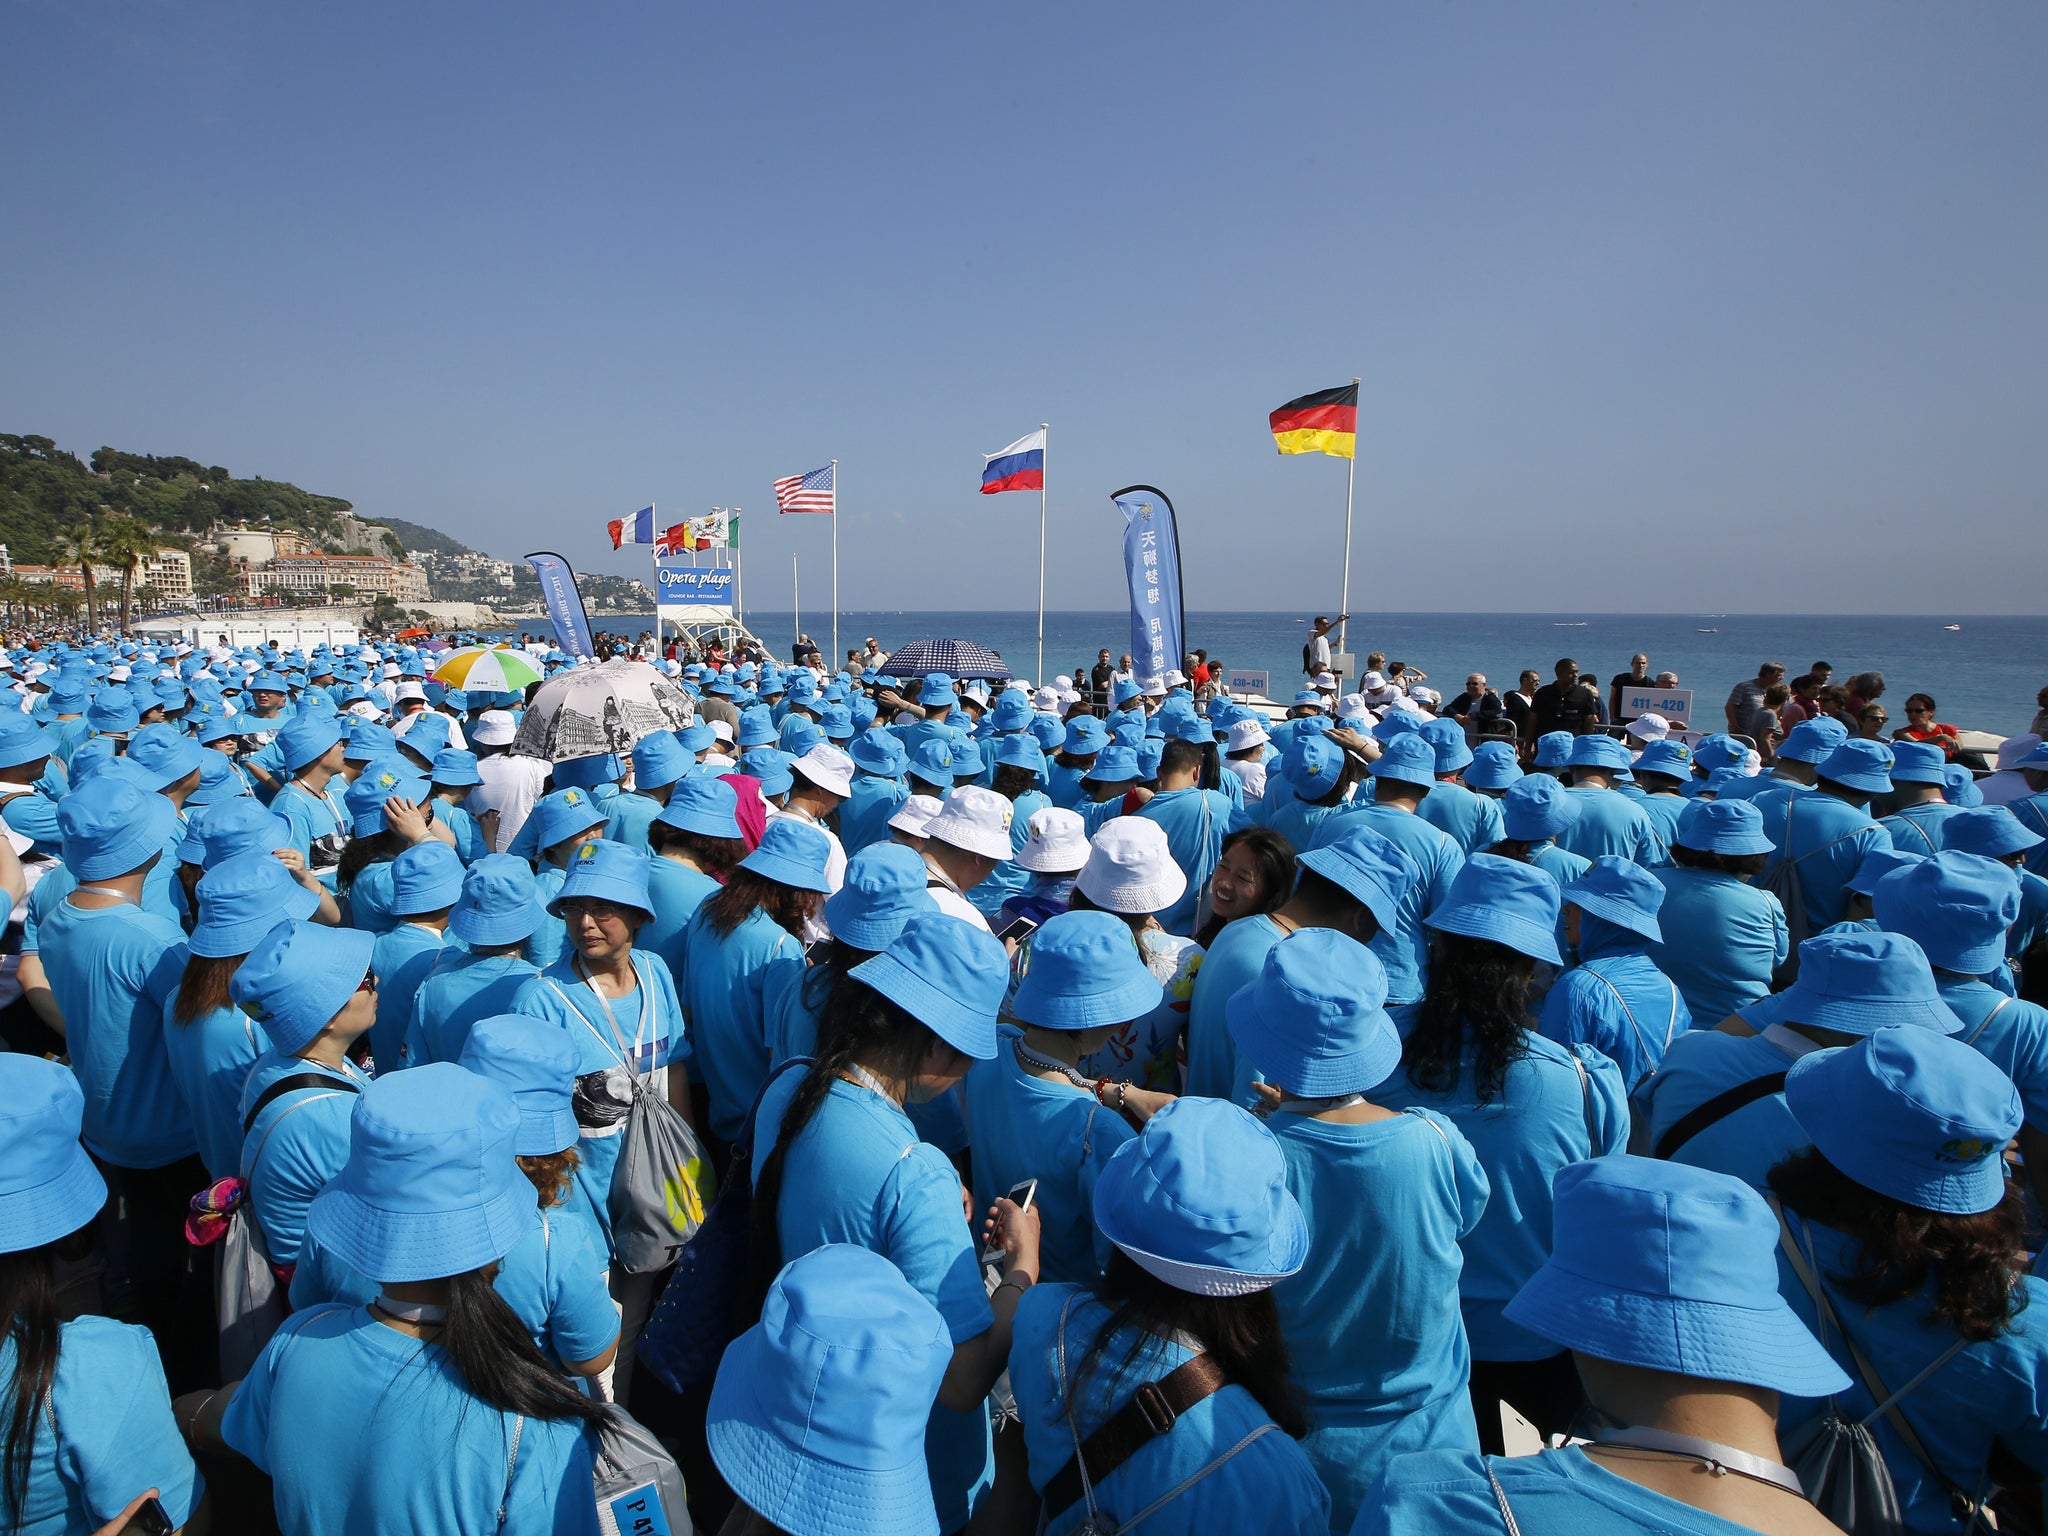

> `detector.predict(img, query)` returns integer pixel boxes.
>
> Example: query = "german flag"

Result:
[1269,383,1357,458]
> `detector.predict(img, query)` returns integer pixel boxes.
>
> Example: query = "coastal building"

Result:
[260,552,429,602]
[9,547,193,598]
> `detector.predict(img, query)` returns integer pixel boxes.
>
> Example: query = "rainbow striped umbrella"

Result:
[432,646,544,694]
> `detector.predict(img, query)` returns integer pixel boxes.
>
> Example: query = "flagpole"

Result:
[1036,423,1048,686]
[792,554,800,652]
[830,460,840,669]
[1337,377,1359,677]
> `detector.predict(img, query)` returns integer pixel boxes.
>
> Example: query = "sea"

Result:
[487,610,2048,739]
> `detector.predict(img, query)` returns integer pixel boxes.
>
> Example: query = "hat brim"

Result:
[1016,969,1164,1032]
[0,1146,107,1254]
[190,883,321,959]
[1822,770,1894,795]
[1074,861,1187,917]
[737,848,833,894]
[928,823,1013,862]
[393,874,465,917]
[451,901,547,947]
[1014,844,1088,874]
[1227,990,1403,1098]
[1688,833,1778,857]
[1780,995,1963,1037]
[658,807,745,841]
[514,1106,579,1158]
[1566,890,1662,945]
[1502,1271,1850,1398]
[1370,762,1437,790]
[1425,906,1563,966]
[306,1167,537,1284]
[1100,1209,1310,1298]
[854,951,998,1059]
[548,872,656,922]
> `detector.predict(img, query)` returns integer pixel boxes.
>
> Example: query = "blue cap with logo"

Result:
[550,838,656,921]
[230,919,376,1056]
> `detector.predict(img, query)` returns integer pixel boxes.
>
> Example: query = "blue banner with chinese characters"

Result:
[523,550,597,660]
[1111,485,1184,687]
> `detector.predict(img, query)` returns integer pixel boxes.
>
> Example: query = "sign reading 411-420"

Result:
[654,563,734,610]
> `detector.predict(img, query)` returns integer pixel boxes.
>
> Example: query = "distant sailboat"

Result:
[1945,623,1962,631]
[1697,627,1718,633]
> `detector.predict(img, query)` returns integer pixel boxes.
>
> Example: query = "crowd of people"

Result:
[2,621,2046,1536]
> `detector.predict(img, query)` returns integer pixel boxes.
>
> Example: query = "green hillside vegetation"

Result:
[376,515,469,556]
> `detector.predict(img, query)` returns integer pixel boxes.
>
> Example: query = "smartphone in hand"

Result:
[993,914,1038,946]
[981,1177,1038,1264]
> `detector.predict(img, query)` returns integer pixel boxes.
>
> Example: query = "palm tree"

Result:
[93,515,159,635]
[55,525,102,633]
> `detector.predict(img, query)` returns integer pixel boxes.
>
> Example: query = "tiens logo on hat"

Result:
[563,789,584,805]
[999,804,1013,830]
[1937,1136,1999,1165]
[1304,758,1326,779]
[375,769,399,790]
[576,841,600,861]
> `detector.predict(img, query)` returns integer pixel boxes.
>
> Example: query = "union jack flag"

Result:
[773,463,835,515]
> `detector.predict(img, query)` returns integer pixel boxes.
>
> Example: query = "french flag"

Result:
[980,429,1045,495]
[607,505,657,548]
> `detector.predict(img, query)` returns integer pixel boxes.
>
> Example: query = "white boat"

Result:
[1945,624,1962,631]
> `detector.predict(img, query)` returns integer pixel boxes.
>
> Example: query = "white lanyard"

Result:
[842,1062,899,1102]
[71,886,138,905]
[1275,1092,1367,1116]
[1761,1023,1827,1060]
[288,778,346,833]
[575,952,652,1068]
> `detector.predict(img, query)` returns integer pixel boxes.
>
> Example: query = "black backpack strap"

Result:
[243,1071,360,1137]
[1652,1072,1787,1161]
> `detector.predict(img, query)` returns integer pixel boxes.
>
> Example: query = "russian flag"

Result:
[980,429,1045,495]
[607,505,657,548]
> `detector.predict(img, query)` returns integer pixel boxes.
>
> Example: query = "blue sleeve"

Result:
[1350,1451,1512,1536]
[288,1237,376,1311]
[56,1321,205,1530]
[1426,843,1466,916]
[538,1211,622,1365]
[882,1142,994,1344]
[1575,1044,1632,1155]
[1,792,59,845]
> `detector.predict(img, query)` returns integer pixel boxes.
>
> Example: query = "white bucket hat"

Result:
[924,785,1014,861]
[1077,819,1187,914]
[470,710,517,747]
[887,794,944,838]
[1625,712,1670,743]
[1226,719,1269,753]
[792,743,855,799]
[1014,807,1089,873]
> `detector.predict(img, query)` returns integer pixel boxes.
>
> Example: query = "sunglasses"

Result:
[1906,706,1930,714]
[356,970,377,994]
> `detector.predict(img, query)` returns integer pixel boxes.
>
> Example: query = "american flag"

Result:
[773,462,835,515]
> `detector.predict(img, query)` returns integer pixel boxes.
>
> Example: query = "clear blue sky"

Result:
[5,2,2044,614]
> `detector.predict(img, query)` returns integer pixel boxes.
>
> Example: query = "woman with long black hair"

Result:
[1373,854,1629,1453]
[749,911,1036,1534]
[1003,1096,1329,1535]
[1191,825,1294,949]
[183,1065,608,1534]
[767,840,933,1065]
[2,1055,207,1534]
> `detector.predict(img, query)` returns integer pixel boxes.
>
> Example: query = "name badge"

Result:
[604,1481,670,1536]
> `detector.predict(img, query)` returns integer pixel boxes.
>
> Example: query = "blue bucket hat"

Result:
[1465,740,1523,791]
[1283,734,1344,798]
[990,692,1033,732]
[306,1064,536,1283]
[391,840,465,916]
[550,838,656,920]
[1674,797,1775,856]
[949,739,985,779]
[459,1014,580,1156]
[676,722,718,755]
[708,1244,951,1536]
[1370,734,1438,790]
[994,735,1046,777]
[850,727,908,777]
[346,761,429,835]
[1134,740,1164,782]
[780,718,825,759]
[1631,739,1695,781]
[1370,712,1419,744]
[0,1055,109,1252]
[553,751,623,791]
[1778,717,1848,765]
[57,774,178,881]
[1941,765,1983,807]
[632,730,691,790]
[1568,734,1632,774]
[1112,677,1146,707]
[451,854,548,948]
[1111,716,1147,750]
[1093,1098,1308,1296]
[1502,1157,1849,1397]
[1296,824,1417,933]
[1786,1029,2021,1215]
[191,851,319,959]
[531,787,608,852]
[657,775,745,840]
[1083,744,1140,785]
[822,844,935,952]
[1818,739,1894,795]
[1775,930,1961,1036]
[1425,852,1563,964]
[1501,774,1581,842]
[278,713,347,773]
[86,688,141,736]
[230,919,377,1056]
[1703,766,1753,798]
[344,722,396,762]
[1227,930,1400,1097]
[1847,846,1927,896]
[429,748,483,788]
[1533,731,1574,769]
[1012,911,1163,1031]
[1873,851,2020,976]
[916,673,955,708]
[819,704,855,741]
[186,749,246,809]
[1063,717,1109,756]
[247,669,289,695]
[1418,718,1472,775]
[739,818,834,893]
[192,797,293,870]
[1290,689,1322,709]
[124,723,205,789]
[850,912,1010,1060]
[1942,806,2040,861]
[1888,740,1949,787]
[0,717,56,770]
[1563,856,1665,944]
[1170,716,1215,747]
[1029,714,1066,752]
[742,748,796,798]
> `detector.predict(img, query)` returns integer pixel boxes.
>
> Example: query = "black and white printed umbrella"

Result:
[879,637,1012,681]
[511,659,696,762]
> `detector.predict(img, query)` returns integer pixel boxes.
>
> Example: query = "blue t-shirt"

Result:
[605,791,663,852]
[680,904,803,1142]
[1558,787,1666,867]
[1880,799,1967,855]
[840,773,910,853]
[222,1305,602,1536]
[273,779,349,891]
[639,855,720,984]
[1183,913,1284,1101]
[346,858,400,936]
[160,972,272,1181]
[0,1317,203,1536]
[1355,1446,1780,1536]
[1137,786,1243,937]
[1646,866,1788,1024]
[1635,792,1688,852]
[752,1072,994,1533]
[765,955,828,1067]
[239,1051,370,1263]
[1312,804,1466,1006]
[404,950,541,1067]
[1418,781,1505,857]
[1755,787,1892,935]
[961,1028,1133,1284]
[1776,1217,2048,1535]
[1633,1026,1812,1191]
[38,898,193,1167]
[1272,1108,1488,1530]
[369,922,450,1073]
[1371,1033,1627,1360]
[1936,974,2048,1133]
[525,865,570,971]
[1009,1285,1332,1536]
[1538,946,1692,1092]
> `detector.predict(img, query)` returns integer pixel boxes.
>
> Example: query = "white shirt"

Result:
[470,753,552,851]
[1309,633,1332,670]
[920,855,992,932]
